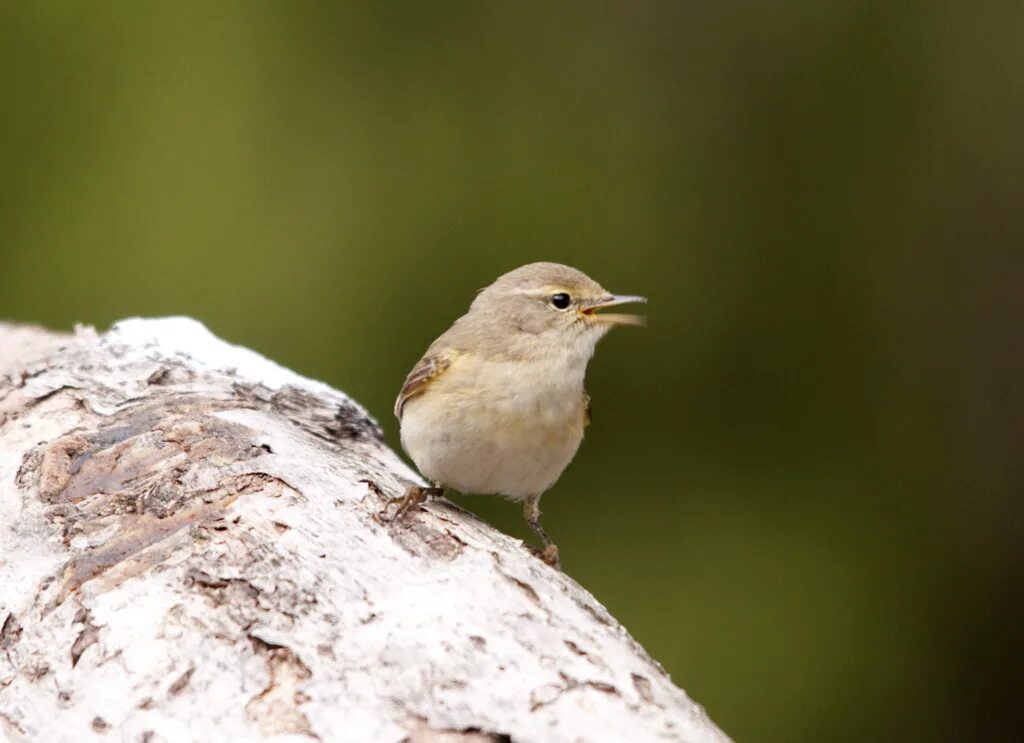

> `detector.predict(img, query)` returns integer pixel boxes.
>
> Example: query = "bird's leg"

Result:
[378,483,444,522]
[523,494,560,569]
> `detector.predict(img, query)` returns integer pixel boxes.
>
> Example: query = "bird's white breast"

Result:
[399,353,589,500]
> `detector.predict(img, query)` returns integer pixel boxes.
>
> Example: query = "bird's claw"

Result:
[359,478,407,522]
[379,494,418,522]
[528,543,561,570]
[374,484,440,523]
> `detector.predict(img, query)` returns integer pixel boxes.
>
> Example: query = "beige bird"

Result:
[386,262,646,568]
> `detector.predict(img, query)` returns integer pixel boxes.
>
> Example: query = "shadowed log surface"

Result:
[0,318,729,743]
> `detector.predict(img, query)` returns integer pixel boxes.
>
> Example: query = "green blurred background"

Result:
[2,2,1021,740]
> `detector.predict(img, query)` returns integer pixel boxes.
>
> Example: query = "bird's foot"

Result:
[528,543,561,570]
[376,484,443,522]
[522,495,561,569]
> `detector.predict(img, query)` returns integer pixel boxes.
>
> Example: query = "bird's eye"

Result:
[549,293,571,310]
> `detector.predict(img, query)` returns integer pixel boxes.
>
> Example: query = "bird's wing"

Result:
[395,352,453,420]
[583,390,592,427]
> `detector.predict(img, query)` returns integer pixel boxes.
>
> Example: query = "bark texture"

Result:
[0,318,729,743]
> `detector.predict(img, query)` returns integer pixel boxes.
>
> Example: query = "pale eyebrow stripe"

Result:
[511,286,569,298]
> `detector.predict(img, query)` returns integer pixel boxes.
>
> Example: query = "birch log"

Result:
[0,318,729,743]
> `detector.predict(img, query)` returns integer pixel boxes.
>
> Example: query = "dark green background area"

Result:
[2,3,1020,740]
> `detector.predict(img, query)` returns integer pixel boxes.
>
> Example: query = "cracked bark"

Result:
[0,318,729,743]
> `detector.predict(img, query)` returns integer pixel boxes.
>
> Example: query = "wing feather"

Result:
[394,352,453,419]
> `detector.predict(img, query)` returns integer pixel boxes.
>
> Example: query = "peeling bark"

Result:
[0,318,729,742]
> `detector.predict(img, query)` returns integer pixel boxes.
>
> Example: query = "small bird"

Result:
[387,262,645,568]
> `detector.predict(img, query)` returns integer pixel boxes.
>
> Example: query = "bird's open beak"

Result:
[581,294,647,326]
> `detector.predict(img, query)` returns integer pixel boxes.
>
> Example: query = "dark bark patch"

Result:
[246,636,316,738]
[268,385,382,444]
[147,366,194,386]
[401,716,513,743]
[38,434,91,501]
[186,569,261,607]
[563,639,604,668]
[70,615,101,667]
[530,672,620,712]
[501,573,542,608]
[388,512,468,562]
[0,613,22,650]
[26,384,77,410]
[57,487,250,603]
[572,596,613,626]
[15,448,44,491]
[632,672,656,704]
[23,662,49,682]
[168,666,195,696]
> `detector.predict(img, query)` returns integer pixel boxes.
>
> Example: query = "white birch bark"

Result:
[0,318,729,743]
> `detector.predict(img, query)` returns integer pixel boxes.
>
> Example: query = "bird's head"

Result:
[466,262,646,358]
